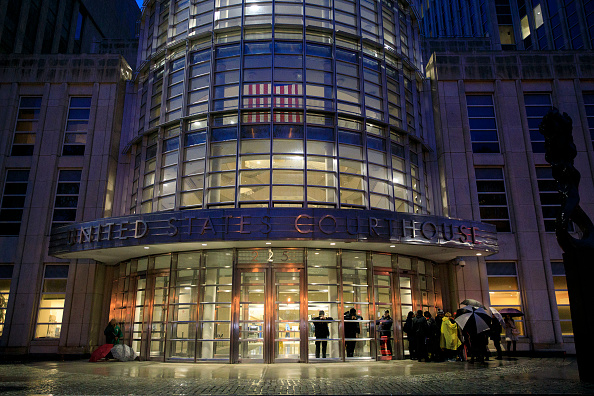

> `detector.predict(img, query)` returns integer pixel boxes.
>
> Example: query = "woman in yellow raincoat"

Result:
[440,312,461,362]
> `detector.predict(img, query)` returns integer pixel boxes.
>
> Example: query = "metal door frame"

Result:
[231,258,305,364]
[372,267,396,361]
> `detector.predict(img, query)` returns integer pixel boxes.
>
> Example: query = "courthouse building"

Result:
[3,0,594,362]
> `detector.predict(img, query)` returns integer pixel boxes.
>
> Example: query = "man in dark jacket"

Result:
[412,310,428,362]
[433,310,445,362]
[312,310,333,358]
[344,308,361,357]
[403,311,415,359]
[490,314,503,360]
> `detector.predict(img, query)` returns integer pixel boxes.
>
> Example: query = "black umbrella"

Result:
[499,308,524,317]
[455,306,491,334]
[460,298,486,308]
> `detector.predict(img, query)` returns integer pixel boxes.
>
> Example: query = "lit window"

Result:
[0,265,13,336]
[551,261,572,335]
[35,265,69,339]
[12,97,42,156]
[487,262,525,335]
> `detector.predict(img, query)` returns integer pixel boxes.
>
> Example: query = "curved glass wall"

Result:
[109,248,440,362]
[130,0,431,214]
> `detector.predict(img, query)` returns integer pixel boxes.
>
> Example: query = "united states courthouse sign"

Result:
[49,208,497,262]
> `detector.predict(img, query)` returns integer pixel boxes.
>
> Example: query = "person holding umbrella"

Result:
[454,306,492,363]
[488,308,504,360]
[504,314,519,356]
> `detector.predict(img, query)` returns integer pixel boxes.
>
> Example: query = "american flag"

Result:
[244,83,303,123]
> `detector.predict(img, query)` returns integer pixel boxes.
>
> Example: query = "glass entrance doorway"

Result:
[233,266,305,363]
[373,270,394,360]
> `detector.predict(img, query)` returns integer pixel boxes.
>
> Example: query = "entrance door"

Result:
[147,272,169,360]
[236,269,267,362]
[232,266,304,363]
[373,270,394,360]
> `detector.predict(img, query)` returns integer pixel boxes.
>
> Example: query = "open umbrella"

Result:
[89,344,113,362]
[110,344,138,361]
[455,306,492,334]
[460,298,486,308]
[498,308,524,317]
[489,307,505,326]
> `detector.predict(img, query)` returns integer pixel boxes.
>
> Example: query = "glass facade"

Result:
[109,248,439,362]
[131,0,430,214]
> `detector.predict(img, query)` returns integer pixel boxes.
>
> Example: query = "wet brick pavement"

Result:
[1,357,594,394]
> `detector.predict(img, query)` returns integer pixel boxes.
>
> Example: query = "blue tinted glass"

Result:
[307,44,332,58]
[472,142,500,153]
[241,125,270,139]
[185,132,206,146]
[216,44,241,58]
[211,127,237,141]
[486,261,517,276]
[146,144,157,159]
[45,265,69,278]
[338,131,362,145]
[410,151,419,165]
[526,106,551,117]
[475,168,503,179]
[275,55,302,68]
[336,49,358,63]
[273,125,304,139]
[470,130,498,141]
[530,130,544,141]
[68,109,90,119]
[532,142,545,153]
[367,136,385,151]
[386,66,398,80]
[275,42,303,54]
[59,170,82,182]
[391,142,405,157]
[308,126,334,141]
[466,95,492,106]
[20,97,42,108]
[467,106,495,117]
[6,170,29,182]
[363,57,380,71]
[70,97,91,108]
[163,137,179,152]
[191,49,210,64]
[524,94,550,105]
[527,118,543,129]
[215,57,240,71]
[583,94,594,105]
[469,118,496,129]
[244,55,272,68]
[244,42,272,55]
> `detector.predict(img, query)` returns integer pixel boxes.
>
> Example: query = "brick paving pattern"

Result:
[1,357,593,394]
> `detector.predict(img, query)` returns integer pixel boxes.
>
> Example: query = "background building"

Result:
[423,0,594,353]
[0,0,139,356]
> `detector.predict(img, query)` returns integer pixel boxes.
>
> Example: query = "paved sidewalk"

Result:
[1,357,593,394]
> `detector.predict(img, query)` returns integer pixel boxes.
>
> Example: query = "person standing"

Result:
[312,310,333,358]
[433,310,445,362]
[490,314,503,360]
[344,308,360,357]
[378,310,393,356]
[412,310,428,362]
[104,318,123,345]
[439,312,461,361]
[403,311,415,359]
[504,314,519,357]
